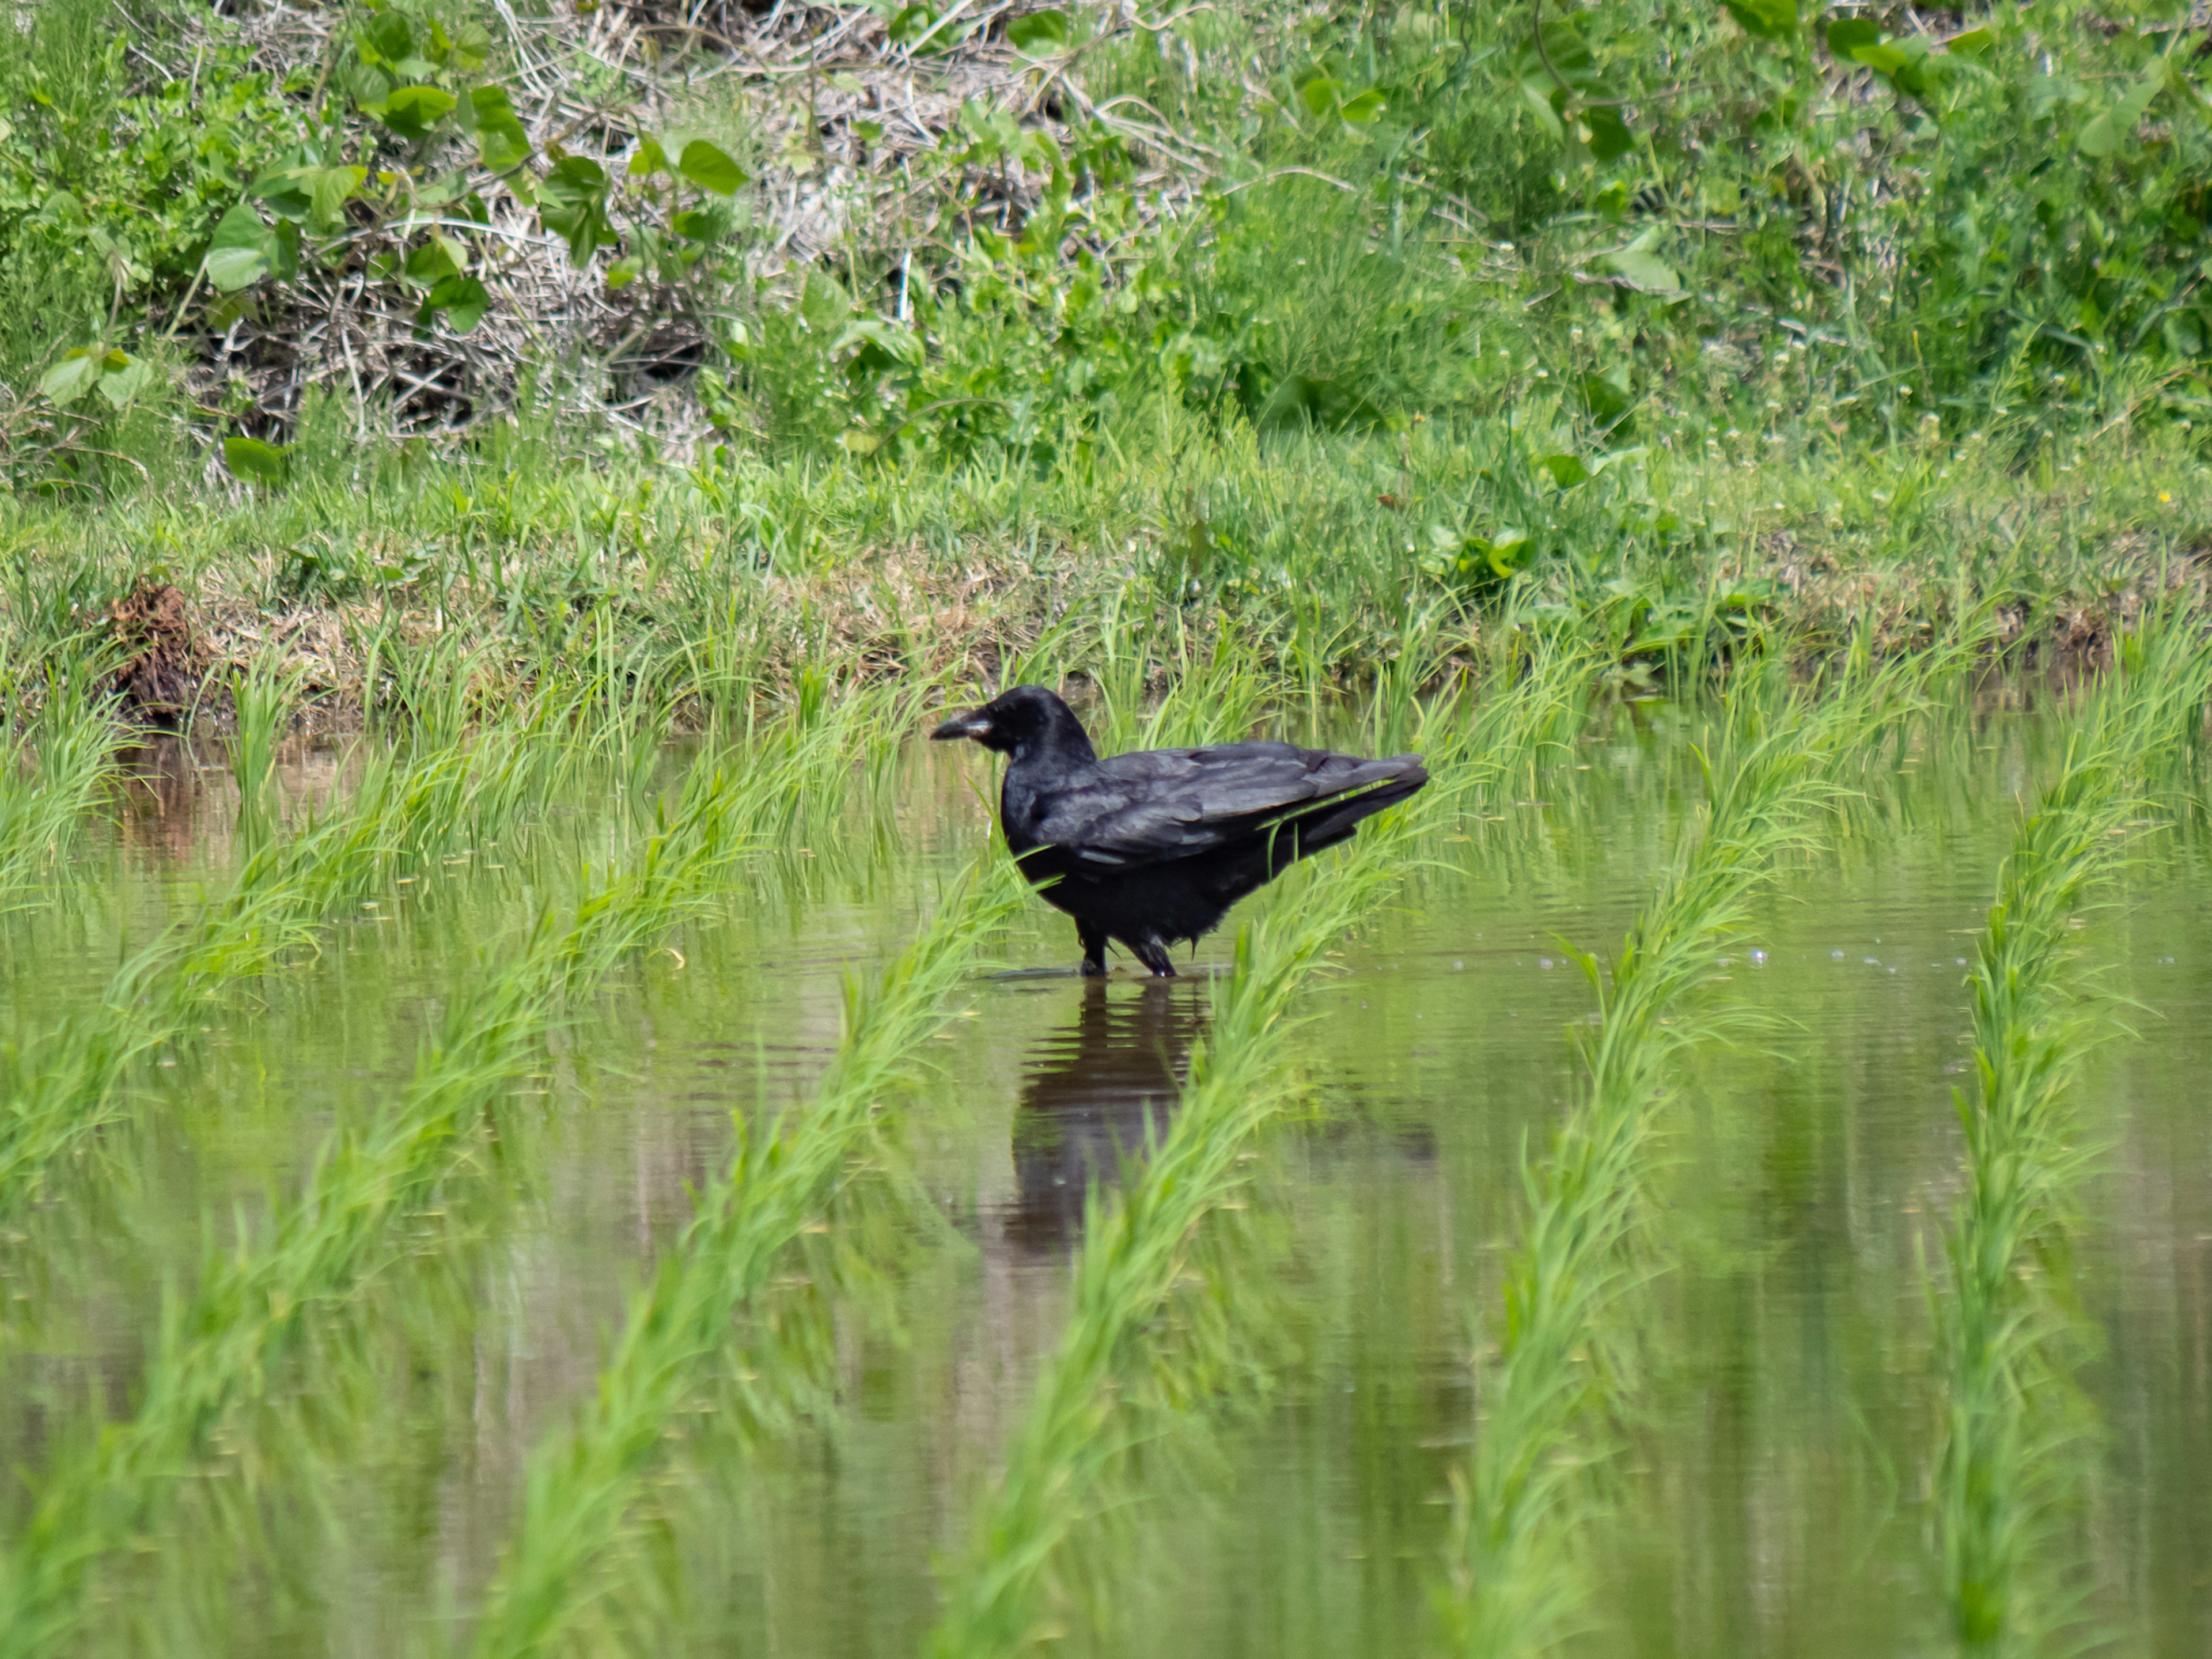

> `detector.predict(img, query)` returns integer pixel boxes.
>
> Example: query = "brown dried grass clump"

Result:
[107,580,207,727]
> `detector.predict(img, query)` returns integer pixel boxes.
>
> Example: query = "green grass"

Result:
[463,853,1029,1659]
[0,674,955,1653]
[1934,624,2212,1657]
[0,675,590,1225]
[0,646,123,908]
[1431,642,1955,1657]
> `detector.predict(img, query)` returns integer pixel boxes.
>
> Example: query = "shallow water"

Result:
[1,699,2207,1656]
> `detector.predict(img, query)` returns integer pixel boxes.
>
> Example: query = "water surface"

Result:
[1,698,2206,1656]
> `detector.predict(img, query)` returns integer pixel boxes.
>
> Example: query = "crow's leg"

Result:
[1077,921,1110,978]
[1129,934,1177,978]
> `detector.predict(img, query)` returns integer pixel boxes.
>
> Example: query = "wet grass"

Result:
[0,678,951,1653]
[1431,643,1955,1657]
[463,853,1029,1659]
[1934,624,2212,1658]
[0,684,588,1226]
[0,649,124,908]
[0,603,2207,1654]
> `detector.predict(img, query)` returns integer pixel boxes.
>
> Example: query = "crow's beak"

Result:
[930,709,992,743]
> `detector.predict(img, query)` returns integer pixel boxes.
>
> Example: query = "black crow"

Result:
[931,685,1427,976]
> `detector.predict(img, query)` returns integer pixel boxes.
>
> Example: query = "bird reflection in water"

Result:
[1005,978,1210,1253]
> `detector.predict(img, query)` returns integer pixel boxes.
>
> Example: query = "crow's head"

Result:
[930,684,1096,762]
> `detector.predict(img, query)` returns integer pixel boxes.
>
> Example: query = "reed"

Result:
[1431,647,1944,1659]
[0,647,124,908]
[1935,624,2212,1657]
[462,853,1031,1659]
[923,646,1590,1659]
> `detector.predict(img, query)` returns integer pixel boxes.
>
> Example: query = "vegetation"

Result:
[0,679,933,1655]
[0,671,584,1225]
[467,853,1029,1658]
[1934,624,2212,1657]
[1,0,2209,705]
[1432,644,1938,1654]
[0,650,123,907]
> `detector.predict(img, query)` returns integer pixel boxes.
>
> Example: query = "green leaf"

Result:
[2078,71,2162,158]
[205,202,274,292]
[1824,18,1880,55]
[676,139,746,195]
[1724,0,1797,40]
[1484,528,1533,578]
[378,85,456,141]
[1339,88,1387,126]
[1300,75,1343,119]
[1584,104,1633,160]
[404,238,463,286]
[362,12,411,63]
[39,350,100,407]
[1603,247,1680,291]
[543,156,608,198]
[444,21,493,71]
[1006,9,1069,52]
[629,137,670,178]
[539,157,612,264]
[425,274,490,333]
[251,165,315,223]
[832,317,925,366]
[1853,38,1930,92]
[344,61,394,112]
[222,435,290,484]
[97,353,152,409]
[271,218,301,282]
[309,165,367,228]
[1520,77,1565,141]
[472,87,531,170]
[1539,452,1589,488]
[886,5,937,47]
[1944,25,1997,55]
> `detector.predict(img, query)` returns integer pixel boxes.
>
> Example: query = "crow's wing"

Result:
[1033,741,1421,868]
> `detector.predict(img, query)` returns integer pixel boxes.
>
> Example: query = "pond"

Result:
[0,690,2206,1656]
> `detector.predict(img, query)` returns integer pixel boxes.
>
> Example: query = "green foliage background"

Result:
[2,0,2209,669]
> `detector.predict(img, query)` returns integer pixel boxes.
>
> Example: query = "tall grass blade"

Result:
[227,652,309,851]
[0,689,585,1225]
[0,681,941,1654]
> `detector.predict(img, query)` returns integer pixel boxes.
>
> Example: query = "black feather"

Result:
[931,685,1427,976]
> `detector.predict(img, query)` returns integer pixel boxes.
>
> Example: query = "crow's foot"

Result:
[1130,938,1177,977]
[1077,922,1110,978]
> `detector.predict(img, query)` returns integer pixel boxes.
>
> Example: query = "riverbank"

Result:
[7,411,2205,732]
